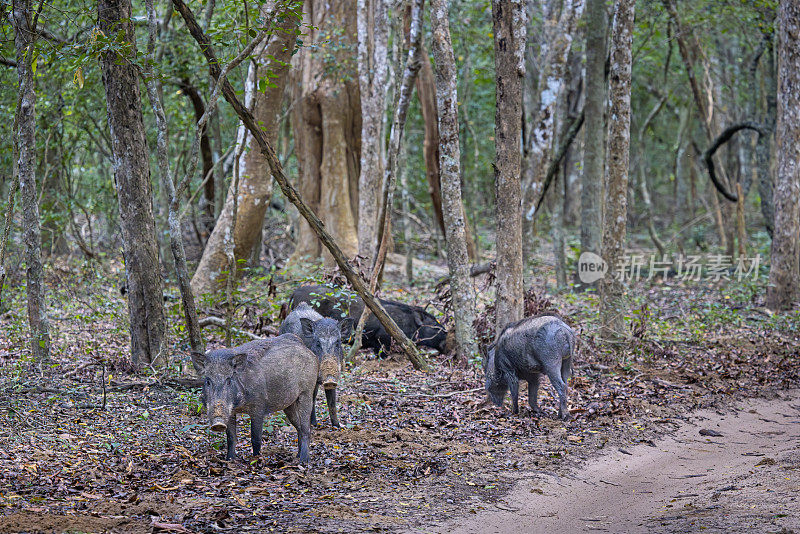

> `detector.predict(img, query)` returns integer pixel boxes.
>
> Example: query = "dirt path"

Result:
[417,390,800,534]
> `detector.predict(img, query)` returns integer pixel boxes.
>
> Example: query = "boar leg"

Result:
[225,416,238,460]
[325,388,340,428]
[544,366,569,420]
[507,374,520,415]
[310,383,319,426]
[250,411,265,456]
[527,374,543,417]
[284,397,312,463]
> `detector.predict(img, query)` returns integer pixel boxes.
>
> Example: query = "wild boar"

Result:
[191,335,318,462]
[279,302,353,428]
[484,314,575,420]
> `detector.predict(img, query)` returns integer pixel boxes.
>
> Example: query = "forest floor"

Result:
[0,259,799,533]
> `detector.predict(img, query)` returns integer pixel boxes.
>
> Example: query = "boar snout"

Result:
[209,402,229,432]
[320,358,339,390]
[210,420,227,432]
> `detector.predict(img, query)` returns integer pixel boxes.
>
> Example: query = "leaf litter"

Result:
[1,266,799,532]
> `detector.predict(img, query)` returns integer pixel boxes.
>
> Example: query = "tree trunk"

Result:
[599,0,635,340]
[290,0,361,265]
[493,0,525,335]
[416,45,446,236]
[98,0,165,368]
[12,0,50,359]
[191,2,298,297]
[579,0,606,272]
[522,0,583,226]
[143,0,205,357]
[431,0,477,362]
[767,0,800,311]
[357,0,389,269]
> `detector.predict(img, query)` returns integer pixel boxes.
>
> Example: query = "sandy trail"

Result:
[418,390,800,534]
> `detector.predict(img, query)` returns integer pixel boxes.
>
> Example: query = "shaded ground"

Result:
[0,264,799,533]
[423,390,800,534]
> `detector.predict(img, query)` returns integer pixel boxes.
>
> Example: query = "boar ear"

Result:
[190,351,206,374]
[232,352,248,371]
[413,310,426,326]
[339,317,354,338]
[299,317,315,337]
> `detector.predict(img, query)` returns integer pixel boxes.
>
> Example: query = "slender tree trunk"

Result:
[493,0,525,335]
[599,0,634,340]
[767,0,800,311]
[98,0,165,368]
[0,177,18,312]
[431,0,477,362]
[357,0,389,269]
[579,0,606,272]
[12,0,50,359]
[177,79,215,222]
[143,0,204,357]
[416,45,445,236]
[191,2,299,296]
[349,0,423,359]
[758,37,777,238]
[290,0,361,265]
[522,0,583,226]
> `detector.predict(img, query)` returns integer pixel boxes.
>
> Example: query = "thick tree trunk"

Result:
[190,2,298,296]
[290,0,361,265]
[431,0,477,362]
[356,0,389,268]
[12,0,50,359]
[767,0,800,311]
[599,0,634,340]
[493,0,525,335]
[579,0,606,269]
[98,0,165,368]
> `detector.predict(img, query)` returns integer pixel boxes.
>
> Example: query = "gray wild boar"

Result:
[279,302,353,428]
[191,335,318,462]
[484,314,575,420]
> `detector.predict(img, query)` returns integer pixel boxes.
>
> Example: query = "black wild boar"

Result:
[191,335,318,462]
[484,314,575,420]
[289,284,450,354]
[279,302,353,428]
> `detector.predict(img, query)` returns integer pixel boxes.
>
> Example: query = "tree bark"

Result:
[416,45,445,236]
[599,0,634,340]
[98,0,165,368]
[290,0,361,265]
[173,0,429,371]
[431,0,477,362]
[493,0,525,335]
[190,1,299,296]
[12,0,50,359]
[356,0,389,268]
[522,0,583,223]
[143,0,204,357]
[579,0,606,271]
[767,0,800,311]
